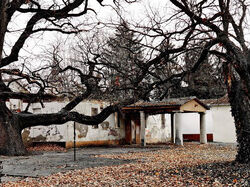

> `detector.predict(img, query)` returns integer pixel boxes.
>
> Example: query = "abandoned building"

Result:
[6,95,237,148]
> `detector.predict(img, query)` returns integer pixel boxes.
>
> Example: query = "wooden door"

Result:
[125,115,132,144]
[134,118,141,144]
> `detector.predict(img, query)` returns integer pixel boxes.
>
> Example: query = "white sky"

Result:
[5,0,161,69]
[4,0,250,70]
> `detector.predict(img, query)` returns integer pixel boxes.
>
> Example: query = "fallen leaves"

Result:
[26,143,67,152]
[2,143,249,187]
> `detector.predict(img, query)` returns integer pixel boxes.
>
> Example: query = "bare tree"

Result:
[1,0,250,164]
[0,0,153,156]
[171,0,250,164]
[124,0,250,163]
[0,0,135,156]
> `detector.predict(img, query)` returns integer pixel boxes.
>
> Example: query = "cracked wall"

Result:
[21,100,125,147]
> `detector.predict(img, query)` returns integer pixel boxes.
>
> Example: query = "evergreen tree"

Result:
[102,21,144,101]
[180,49,226,99]
[152,44,226,100]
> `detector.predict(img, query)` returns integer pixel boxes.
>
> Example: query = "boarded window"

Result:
[91,107,98,129]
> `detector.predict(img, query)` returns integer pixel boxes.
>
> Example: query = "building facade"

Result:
[6,97,237,148]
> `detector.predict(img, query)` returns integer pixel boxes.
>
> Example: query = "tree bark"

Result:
[228,80,250,163]
[0,102,27,156]
[0,0,8,62]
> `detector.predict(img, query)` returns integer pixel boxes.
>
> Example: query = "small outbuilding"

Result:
[122,97,210,146]
[17,96,236,148]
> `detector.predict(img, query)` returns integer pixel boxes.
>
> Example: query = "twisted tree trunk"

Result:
[0,102,27,156]
[228,80,250,163]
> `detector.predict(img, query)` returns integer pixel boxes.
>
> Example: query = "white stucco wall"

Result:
[176,112,213,135]
[67,101,125,143]
[144,111,214,144]
[211,105,236,143]
[26,101,70,142]
[145,114,171,143]
[22,100,125,145]
[16,99,237,145]
[173,106,236,143]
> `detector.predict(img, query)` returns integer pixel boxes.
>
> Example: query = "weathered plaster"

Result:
[211,105,236,143]
[21,128,31,146]
[75,123,88,138]
[108,129,118,136]
[17,99,236,147]
[101,121,109,130]
[145,114,170,144]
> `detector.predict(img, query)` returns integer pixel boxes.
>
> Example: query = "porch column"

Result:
[140,111,146,146]
[175,113,183,146]
[170,113,175,143]
[200,112,207,144]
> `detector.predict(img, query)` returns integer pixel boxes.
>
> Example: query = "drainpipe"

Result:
[0,160,2,183]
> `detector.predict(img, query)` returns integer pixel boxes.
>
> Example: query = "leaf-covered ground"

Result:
[2,143,249,186]
[26,143,67,152]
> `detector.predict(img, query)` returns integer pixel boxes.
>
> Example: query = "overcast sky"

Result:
[4,0,250,70]
[5,0,164,69]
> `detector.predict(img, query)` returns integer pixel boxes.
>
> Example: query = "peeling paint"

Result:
[21,129,32,146]
[146,131,152,139]
[31,135,47,142]
[108,129,118,136]
[75,123,88,138]
[101,121,109,130]
[21,100,125,146]
[59,135,63,140]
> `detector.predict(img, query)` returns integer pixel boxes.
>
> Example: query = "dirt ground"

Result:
[1,143,249,186]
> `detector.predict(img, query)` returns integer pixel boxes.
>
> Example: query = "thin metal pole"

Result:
[0,160,2,183]
[73,122,76,161]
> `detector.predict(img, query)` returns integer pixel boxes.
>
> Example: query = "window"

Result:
[161,114,165,129]
[91,107,98,129]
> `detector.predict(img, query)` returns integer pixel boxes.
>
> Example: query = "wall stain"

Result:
[146,131,152,139]
[75,123,88,138]
[30,135,47,142]
[108,129,118,136]
[22,129,32,147]
[101,121,109,130]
